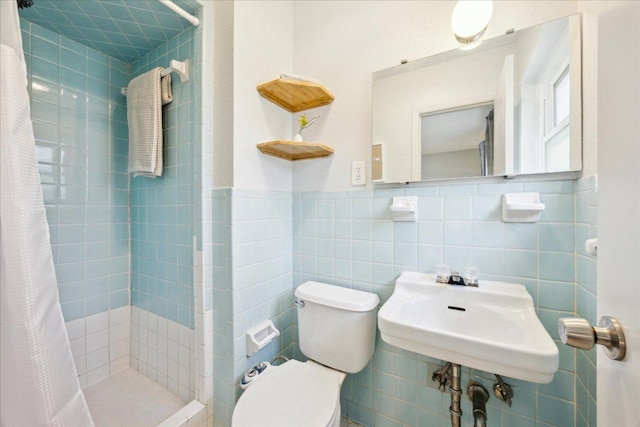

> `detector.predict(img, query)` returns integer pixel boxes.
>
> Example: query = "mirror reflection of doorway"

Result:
[420,103,494,180]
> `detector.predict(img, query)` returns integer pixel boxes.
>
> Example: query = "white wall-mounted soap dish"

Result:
[390,196,418,222]
[502,193,545,223]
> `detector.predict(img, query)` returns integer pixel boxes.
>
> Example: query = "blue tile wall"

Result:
[575,176,597,427]
[129,27,197,328]
[211,189,234,427]
[292,181,578,427]
[230,190,295,385]
[211,189,295,426]
[22,20,130,322]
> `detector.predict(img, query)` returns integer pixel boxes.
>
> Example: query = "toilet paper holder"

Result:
[246,320,280,356]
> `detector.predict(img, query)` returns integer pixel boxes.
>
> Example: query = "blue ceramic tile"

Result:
[443,246,471,269]
[540,194,574,222]
[394,243,417,267]
[394,222,417,243]
[443,221,471,246]
[472,248,502,275]
[352,220,372,241]
[418,221,443,245]
[471,222,502,248]
[477,182,523,195]
[417,245,443,271]
[539,281,575,311]
[539,251,574,281]
[372,220,394,242]
[524,180,574,194]
[444,196,472,220]
[353,199,373,219]
[503,223,537,250]
[471,195,501,221]
[30,57,60,83]
[503,250,537,278]
[539,223,575,252]
[438,184,477,196]
[418,196,443,220]
[20,0,198,63]
[335,199,352,219]
[539,369,575,401]
[538,395,575,427]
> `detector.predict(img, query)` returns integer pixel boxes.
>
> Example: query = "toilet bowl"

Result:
[231,281,379,427]
[231,360,346,427]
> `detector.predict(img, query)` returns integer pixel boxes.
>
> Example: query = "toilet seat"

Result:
[232,360,341,427]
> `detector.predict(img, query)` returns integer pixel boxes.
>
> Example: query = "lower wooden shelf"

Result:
[257,140,334,161]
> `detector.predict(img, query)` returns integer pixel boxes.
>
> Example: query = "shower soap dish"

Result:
[501,193,545,222]
[246,320,280,356]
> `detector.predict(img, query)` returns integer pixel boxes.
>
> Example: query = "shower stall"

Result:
[1,0,214,425]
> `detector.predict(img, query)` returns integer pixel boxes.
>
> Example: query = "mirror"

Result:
[372,15,582,183]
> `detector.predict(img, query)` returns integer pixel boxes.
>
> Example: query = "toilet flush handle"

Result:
[294,299,305,308]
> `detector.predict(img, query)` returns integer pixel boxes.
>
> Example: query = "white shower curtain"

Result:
[0,2,94,426]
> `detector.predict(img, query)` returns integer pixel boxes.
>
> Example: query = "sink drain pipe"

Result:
[449,363,462,427]
[467,381,490,427]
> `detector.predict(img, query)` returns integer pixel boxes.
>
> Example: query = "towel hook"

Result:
[121,59,190,96]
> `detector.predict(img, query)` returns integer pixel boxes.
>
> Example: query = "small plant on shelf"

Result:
[294,114,319,141]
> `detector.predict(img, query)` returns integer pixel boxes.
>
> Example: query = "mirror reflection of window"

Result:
[554,66,570,125]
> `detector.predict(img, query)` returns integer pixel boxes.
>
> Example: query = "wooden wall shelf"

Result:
[257,78,334,112]
[257,140,334,161]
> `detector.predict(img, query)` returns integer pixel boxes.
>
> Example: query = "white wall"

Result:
[232,1,294,192]
[291,1,583,192]
[212,1,234,189]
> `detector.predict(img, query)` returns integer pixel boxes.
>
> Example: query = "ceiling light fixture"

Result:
[451,0,493,44]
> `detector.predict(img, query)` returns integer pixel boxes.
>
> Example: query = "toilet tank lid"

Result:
[295,281,380,312]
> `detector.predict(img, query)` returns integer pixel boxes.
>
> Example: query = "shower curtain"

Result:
[0,2,94,425]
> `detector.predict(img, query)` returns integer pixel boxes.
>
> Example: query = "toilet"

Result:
[231,281,380,427]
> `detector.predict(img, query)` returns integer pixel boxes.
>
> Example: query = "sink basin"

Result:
[378,271,558,383]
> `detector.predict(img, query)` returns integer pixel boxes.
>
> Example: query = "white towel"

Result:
[161,73,172,105]
[127,67,163,177]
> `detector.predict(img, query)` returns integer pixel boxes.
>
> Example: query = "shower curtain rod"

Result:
[158,0,200,27]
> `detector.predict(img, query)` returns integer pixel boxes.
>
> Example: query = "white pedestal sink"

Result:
[378,271,558,383]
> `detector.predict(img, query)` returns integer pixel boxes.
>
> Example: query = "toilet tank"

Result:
[295,281,379,373]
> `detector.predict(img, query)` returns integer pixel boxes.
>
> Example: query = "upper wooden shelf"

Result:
[257,140,334,161]
[257,78,335,112]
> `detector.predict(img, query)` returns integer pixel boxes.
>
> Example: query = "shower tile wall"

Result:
[129,27,196,329]
[128,27,198,401]
[575,175,598,427]
[292,181,578,427]
[21,20,131,387]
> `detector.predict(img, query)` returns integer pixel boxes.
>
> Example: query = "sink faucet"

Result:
[436,266,479,287]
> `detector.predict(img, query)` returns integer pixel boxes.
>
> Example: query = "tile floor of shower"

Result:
[84,368,183,426]
[83,366,364,427]
[83,368,208,426]
[66,306,206,427]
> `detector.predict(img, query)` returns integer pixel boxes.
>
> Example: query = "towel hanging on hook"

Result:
[121,59,189,96]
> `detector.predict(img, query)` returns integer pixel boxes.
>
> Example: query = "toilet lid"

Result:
[232,360,340,427]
